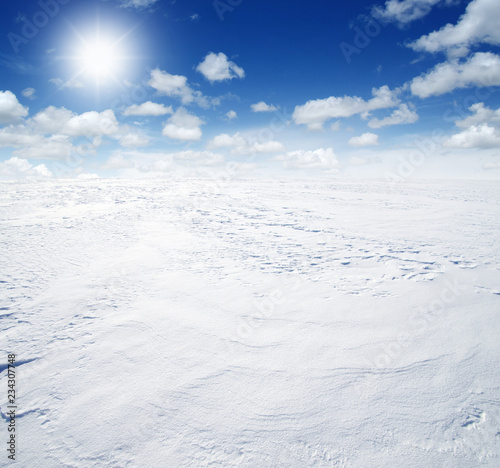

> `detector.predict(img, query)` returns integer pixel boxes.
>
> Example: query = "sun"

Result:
[64,23,135,86]
[76,36,124,83]
[80,39,120,80]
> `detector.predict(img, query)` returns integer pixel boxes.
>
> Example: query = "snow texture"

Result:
[1,178,500,467]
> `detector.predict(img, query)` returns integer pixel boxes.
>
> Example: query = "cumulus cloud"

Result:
[0,156,52,178]
[30,106,73,134]
[226,110,237,120]
[13,135,74,159]
[22,88,36,100]
[196,52,245,82]
[443,103,500,149]
[293,86,399,130]
[0,105,123,160]
[162,107,204,141]
[453,102,500,128]
[274,147,339,170]
[348,132,379,147]
[0,90,29,124]
[147,68,211,107]
[0,124,76,160]
[148,69,194,104]
[29,107,120,138]
[373,0,455,27]
[410,52,500,98]
[368,103,419,128]
[251,101,278,112]
[63,110,120,137]
[123,101,173,116]
[443,124,500,148]
[207,132,285,155]
[119,132,150,147]
[409,0,500,56]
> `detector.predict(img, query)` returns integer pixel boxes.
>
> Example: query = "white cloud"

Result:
[208,132,246,149]
[252,141,286,153]
[207,132,285,155]
[373,0,454,26]
[123,101,173,116]
[33,164,52,177]
[0,91,29,124]
[63,110,120,137]
[368,103,419,128]
[453,102,500,128]
[13,135,74,159]
[0,156,31,175]
[0,127,42,148]
[251,101,278,112]
[196,52,245,82]
[147,68,212,107]
[275,147,339,170]
[31,106,74,134]
[348,132,379,147]
[410,52,500,98]
[147,69,216,108]
[49,77,84,89]
[0,123,76,160]
[226,110,237,120]
[22,88,36,100]
[119,132,150,147]
[409,0,500,56]
[162,107,204,141]
[443,103,500,149]
[293,86,399,130]
[30,107,120,138]
[443,124,500,149]
[0,156,52,178]
[118,0,159,8]
[0,106,122,160]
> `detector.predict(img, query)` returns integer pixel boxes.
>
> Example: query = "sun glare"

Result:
[77,36,124,83]
[80,40,119,79]
[66,24,135,87]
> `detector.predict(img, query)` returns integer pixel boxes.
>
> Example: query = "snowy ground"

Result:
[1,178,500,467]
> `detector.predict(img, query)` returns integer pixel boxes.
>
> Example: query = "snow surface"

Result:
[1,178,500,467]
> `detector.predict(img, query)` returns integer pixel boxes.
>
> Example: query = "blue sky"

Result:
[1,0,500,179]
